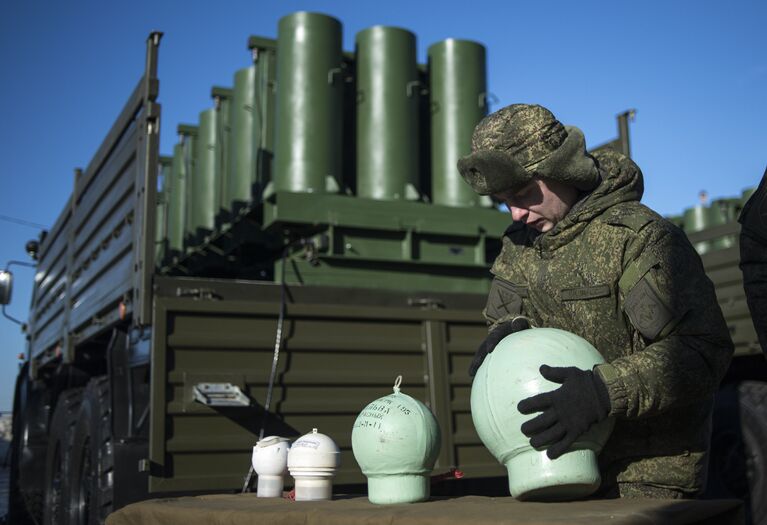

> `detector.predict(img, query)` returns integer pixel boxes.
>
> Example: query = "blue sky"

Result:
[0,0,765,411]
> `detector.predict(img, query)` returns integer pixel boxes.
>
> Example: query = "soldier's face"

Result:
[494,178,579,233]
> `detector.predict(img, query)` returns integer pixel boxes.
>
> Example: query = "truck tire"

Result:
[7,364,44,525]
[706,380,767,525]
[43,387,84,525]
[67,377,114,525]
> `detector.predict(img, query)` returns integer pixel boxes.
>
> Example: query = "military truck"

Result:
[1,11,765,525]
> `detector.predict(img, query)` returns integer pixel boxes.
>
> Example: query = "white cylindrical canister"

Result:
[251,436,291,497]
[287,428,341,501]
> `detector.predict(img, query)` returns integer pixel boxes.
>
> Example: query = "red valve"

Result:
[431,468,464,484]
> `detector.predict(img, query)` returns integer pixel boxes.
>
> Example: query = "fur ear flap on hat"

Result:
[457,149,533,196]
[458,125,600,196]
[532,126,600,191]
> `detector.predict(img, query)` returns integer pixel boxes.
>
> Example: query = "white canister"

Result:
[251,436,291,497]
[287,428,340,501]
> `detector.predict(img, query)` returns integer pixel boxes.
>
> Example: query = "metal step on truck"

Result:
[1,11,765,525]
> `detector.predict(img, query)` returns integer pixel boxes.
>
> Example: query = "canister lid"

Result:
[288,428,340,470]
[256,436,290,448]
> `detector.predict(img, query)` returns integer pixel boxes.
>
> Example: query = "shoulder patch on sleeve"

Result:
[624,277,674,341]
[484,277,526,324]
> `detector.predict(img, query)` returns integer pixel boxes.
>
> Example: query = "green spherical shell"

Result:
[471,327,614,500]
[352,379,441,504]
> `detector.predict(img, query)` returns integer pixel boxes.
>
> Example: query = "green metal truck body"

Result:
[147,276,499,493]
[5,14,766,525]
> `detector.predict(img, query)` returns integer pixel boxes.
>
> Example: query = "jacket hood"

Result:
[534,148,645,251]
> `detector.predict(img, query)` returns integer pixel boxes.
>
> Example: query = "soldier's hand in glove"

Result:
[517,365,611,460]
[468,317,530,377]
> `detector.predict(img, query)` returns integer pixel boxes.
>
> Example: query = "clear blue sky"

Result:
[1,0,765,411]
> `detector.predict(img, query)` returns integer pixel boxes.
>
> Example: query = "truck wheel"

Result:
[67,377,114,525]
[707,380,767,525]
[7,364,44,525]
[43,387,84,525]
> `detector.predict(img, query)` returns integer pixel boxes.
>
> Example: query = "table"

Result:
[106,493,744,525]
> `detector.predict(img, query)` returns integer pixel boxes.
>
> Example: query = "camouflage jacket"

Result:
[484,149,734,493]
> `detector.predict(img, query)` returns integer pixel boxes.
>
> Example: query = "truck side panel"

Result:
[692,223,762,356]
[26,36,162,367]
[148,277,503,493]
[69,121,139,333]
[447,322,503,476]
[29,198,72,356]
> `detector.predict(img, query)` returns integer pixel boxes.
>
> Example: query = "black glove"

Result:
[468,317,530,377]
[517,365,611,460]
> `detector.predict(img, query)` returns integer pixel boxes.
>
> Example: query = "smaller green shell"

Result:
[352,376,441,504]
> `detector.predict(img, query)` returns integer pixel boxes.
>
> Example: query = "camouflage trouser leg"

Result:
[618,483,692,499]
[595,482,693,499]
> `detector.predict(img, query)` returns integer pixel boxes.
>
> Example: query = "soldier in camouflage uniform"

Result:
[738,166,767,356]
[458,104,734,499]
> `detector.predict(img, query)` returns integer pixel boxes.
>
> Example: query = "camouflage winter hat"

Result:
[457,104,600,195]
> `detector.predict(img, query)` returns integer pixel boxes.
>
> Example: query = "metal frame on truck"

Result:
[7,32,162,525]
